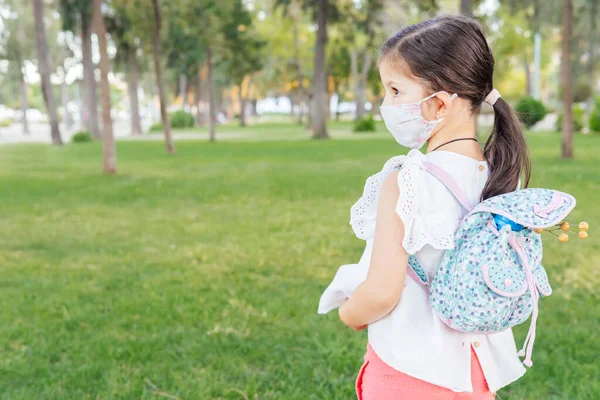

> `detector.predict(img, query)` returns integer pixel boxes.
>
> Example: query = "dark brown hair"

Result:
[378,15,530,200]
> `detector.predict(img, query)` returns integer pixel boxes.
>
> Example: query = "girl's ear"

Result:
[421,92,456,121]
[432,92,457,119]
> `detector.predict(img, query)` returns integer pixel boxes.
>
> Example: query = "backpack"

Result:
[408,161,577,368]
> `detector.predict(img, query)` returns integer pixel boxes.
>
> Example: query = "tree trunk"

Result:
[93,0,116,173]
[206,46,216,141]
[17,20,29,135]
[460,0,472,15]
[77,80,85,130]
[292,14,305,125]
[561,0,574,158]
[290,94,297,121]
[61,77,72,130]
[239,92,247,127]
[584,0,597,133]
[127,50,142,136]
[306,93,313,131]
[193,74,204,126]
[151,0,175,153]
[178,73,187,111]
[32,0,62,145]
[352,50,372,120]
[251,99,258,116]
[523,52,532,97]
[298,98,305,125]
[350,50,358,119]
[311,0,329,139]
[81,19,100,139]
[19,68,30,135]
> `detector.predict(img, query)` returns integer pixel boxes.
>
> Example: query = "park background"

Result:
[0,0,599,398]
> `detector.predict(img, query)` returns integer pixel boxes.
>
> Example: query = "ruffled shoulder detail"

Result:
[395,151,458,255]
[349,154,408,240]
[349,149,458,256]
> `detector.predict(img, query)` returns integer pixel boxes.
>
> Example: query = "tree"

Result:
[275,0,341,138]
[221,0,266,127]
[32,0,62,145]
[205,45,216,141]
[561,0,574,158]
[311,0,329,139]
[60,0,100,139]
[338,0,385,120]
[151,0,175,153]
[582,0,598,132]
[163,7,205,115]
[177,0,234,141]
[105,6,143,135]
[0,0,36,135]
[288,1,310,125]
[57,40,76,131]
[92,0,117,173]
[460,0,472,15]
[254,4,315,126]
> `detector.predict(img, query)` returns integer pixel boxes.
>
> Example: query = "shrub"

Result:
[170,110,194,129]
[0,118,13,127]
[71,131,93,143]
[515,97,547,128]
[590,98,600,133]
[353,114,376,133]
[149,122,163,132]
[555,104,585,133]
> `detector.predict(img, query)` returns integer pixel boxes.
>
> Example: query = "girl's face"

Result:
[378,59,442,122]
[379,60,428,106]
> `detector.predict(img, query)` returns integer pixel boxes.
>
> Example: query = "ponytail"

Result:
[481,98,531,200]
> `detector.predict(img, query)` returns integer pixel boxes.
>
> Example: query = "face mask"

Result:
[379,92,457,149]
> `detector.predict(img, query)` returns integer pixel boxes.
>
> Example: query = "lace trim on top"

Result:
[395,158,457,255]
[350,155,407,240]
[350,149,458,255]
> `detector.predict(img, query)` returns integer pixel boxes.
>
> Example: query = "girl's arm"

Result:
[338,171,408,330]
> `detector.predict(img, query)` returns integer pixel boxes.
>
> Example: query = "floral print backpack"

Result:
[409,161,580,368]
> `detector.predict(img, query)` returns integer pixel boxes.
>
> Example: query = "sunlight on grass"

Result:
[0,127,598,399]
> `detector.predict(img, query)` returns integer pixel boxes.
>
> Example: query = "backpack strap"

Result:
[421,161,475,212]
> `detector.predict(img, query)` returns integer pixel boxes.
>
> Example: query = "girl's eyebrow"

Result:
[385,79,402,86]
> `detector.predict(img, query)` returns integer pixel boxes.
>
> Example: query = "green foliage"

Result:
[590,98,600,133]
[59,0,93,33]
[353,114,376,132]
[0,118,14,127]
[71,131,93,143]
[170,110,194,129]
[515,97,547,128]
[221,1,266,86]
[149,122,163,132]
[149,112,195,132]
[555,105,585,133]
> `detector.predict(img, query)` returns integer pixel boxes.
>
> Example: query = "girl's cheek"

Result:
[382,94,392,107]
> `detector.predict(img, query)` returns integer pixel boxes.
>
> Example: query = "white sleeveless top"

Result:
[318,149,527,393]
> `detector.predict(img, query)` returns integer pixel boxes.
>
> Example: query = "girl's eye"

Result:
[391,87,400,96]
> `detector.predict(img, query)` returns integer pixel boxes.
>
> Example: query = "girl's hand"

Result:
[338,300,367,331]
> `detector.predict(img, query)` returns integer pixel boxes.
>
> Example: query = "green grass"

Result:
[0,126,598,399]
[145,118,388,142]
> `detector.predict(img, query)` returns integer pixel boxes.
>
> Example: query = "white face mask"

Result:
[379,91,457,149]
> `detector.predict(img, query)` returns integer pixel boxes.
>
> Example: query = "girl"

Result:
[318,15,531,399]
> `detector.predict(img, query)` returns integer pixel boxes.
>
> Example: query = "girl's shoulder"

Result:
[350,150,487,242]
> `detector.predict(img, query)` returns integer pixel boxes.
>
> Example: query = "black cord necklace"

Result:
[431,137,479,152]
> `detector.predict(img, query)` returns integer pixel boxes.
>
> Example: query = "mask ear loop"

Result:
[419,91,458,104]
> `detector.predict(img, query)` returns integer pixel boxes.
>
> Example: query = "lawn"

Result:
[0,124,598,399]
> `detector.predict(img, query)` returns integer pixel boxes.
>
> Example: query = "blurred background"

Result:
[0,0,598,399]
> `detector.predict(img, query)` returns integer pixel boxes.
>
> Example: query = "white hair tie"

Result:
[484,89,501,106]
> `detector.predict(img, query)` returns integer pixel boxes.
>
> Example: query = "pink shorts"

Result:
[356,344,495,400]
